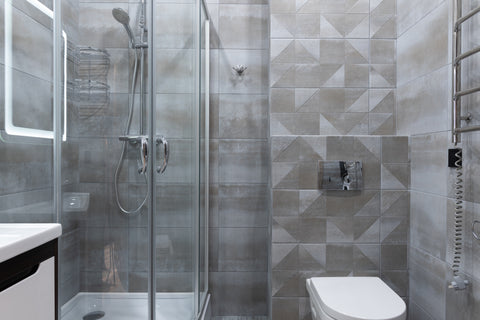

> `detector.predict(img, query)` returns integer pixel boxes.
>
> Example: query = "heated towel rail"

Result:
[452,0,480,144]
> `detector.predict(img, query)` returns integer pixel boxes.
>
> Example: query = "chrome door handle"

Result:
[139,136,148,174]
[156,136,169,174]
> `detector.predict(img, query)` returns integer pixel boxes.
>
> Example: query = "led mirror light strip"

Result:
[4,0,67,141]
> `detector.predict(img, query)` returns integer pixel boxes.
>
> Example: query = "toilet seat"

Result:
[307,277,406,320]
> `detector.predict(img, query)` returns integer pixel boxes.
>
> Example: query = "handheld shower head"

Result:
[112,8,136,47]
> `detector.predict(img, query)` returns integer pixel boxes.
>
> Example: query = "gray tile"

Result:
[156,94,194,138]
[297,218,326,243]
[210,272,268,316]
[410,132,449,196]
[326,218,354,243]
[219,94,269,139]
[397,0,444,36]
[410,191,447,260]
[273,190,299,217]
[155,3,194,49]
[354,244,380,272]
[79,3,129,48]
[295,14,320,38]
[272,244,298,270]
[409,247,447,320]
[397,65,450,135]
[218,228,268,271]
[298,244,326,271]
[219,140,268,184]
[272,270,300,297]
[218,4,269,49]
[381,217,409,243]
[381,191,410,217]
[271,88,295,113]
[156,49,195,94]
[325,244,353,271]
[272,298,299,320]
[219,184,269,227]
[397,2,449,85]
[370,39,396,64]
[381,244,408,270]
[271,113,320,135]
[219,49,269,94]
[382,136,409,164]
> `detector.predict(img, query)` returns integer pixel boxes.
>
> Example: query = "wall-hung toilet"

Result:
[306,277,406,320]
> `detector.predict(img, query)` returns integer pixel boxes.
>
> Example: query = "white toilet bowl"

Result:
[306,277,406,320]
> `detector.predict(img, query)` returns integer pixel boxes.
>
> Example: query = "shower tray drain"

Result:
[83,311,105,320]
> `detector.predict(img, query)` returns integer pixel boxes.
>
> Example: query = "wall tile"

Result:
[218,5,269,49]
[219,95,269,139]
[410,191,447,260]
[219,140,269,184]
[210,272,268,316]
[219,184,269,227]
[397,2,449,85]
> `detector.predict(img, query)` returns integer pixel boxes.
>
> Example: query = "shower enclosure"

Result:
[0,0,210,319]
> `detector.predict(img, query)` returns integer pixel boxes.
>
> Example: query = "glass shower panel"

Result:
[0,0,55,224]
[59,1,151,319]
[198,1,210,312]
[153,0,197,317]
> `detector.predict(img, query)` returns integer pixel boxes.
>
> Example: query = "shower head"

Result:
[112,7,130,25]
[112,8,136,47]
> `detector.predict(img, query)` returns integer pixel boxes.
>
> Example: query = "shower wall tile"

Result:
[397,65,451,136]
[155,49,195,94]
[156,93,194,139]
[218,49,269,94]
[397,1,449,86]
[209,272,269,316]
[410,132,449,196]
[409,246,447,320]
[397,0,444,37]
[218,184,269,227]
[155,3,195,49]
[218,5,269,49]
[218,140,269,183]
[79,2,129,48]
[208,2,269,317]
[218,94,269,139]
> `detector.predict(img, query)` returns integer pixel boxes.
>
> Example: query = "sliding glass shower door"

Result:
[54,0,209,319]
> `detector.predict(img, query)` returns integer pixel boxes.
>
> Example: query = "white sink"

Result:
[0,223,62,263]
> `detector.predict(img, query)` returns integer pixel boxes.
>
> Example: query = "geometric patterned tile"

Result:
[354,244,380,271]
[381,191,410,217]
[272,270,300,297]
[354,217,380,242]
[299,190,326,217]
[298,244,326,270]
[273,244,299,270]
[381,164,409,190]
[327,218,354,242]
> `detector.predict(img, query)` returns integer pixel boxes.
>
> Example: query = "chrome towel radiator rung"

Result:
[452,0,480,144]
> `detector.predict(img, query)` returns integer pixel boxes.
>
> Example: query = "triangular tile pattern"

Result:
[272,270,299,296]
[298,244,326,270]
[354,217,380,242]
[299,190,326,216]
[370,89,395,113]
[381,164,409,190]
[272,244,298,270]
[381,191,409,217]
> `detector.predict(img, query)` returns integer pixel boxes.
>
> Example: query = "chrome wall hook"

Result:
[232,65,247,76]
